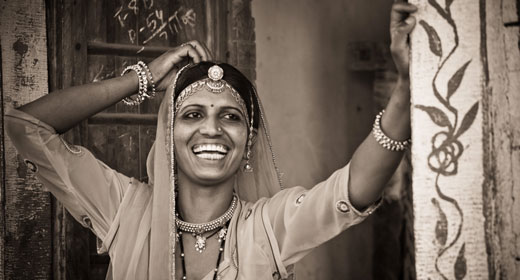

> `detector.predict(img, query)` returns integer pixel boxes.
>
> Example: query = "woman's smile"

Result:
[193,143,229,160]
[174,89,248,185]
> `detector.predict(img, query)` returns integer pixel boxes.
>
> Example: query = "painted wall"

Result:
[408,0,520,279]
[252,0,392,278]
[409,0,489,278]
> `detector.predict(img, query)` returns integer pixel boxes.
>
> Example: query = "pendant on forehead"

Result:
[206,65,226,93]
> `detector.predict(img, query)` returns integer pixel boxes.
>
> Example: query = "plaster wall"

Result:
[253,0,391,278]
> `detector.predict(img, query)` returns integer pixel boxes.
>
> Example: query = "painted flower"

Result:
[427,131,463,176]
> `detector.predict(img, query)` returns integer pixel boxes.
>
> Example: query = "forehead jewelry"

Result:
[174,64,256,173]
[207,65,225,93]
[174,65,249,122]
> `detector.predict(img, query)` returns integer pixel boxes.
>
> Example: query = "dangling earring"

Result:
[244,148,253,172]
[244,95,255,173]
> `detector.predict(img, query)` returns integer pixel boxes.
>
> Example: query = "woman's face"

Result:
[174,88,248,186]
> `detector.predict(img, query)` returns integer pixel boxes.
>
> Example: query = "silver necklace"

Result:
[175,195,237,253]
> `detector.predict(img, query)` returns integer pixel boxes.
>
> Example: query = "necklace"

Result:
[178,220,230,280]
[175,195,237,253]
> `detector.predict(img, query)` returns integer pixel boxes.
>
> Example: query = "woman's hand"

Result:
[148,40,212,91]
[390,0,417,80]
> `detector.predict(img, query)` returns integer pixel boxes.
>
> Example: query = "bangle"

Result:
[372,110,411,151]
[137,61,156,99]
[121,64,148,106]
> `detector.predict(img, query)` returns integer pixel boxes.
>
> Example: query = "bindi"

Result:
[210,104,214,107]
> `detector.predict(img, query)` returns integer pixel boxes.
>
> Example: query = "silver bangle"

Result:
[137,61,156,99]
[372,110,411,151]
[121,64,148,106]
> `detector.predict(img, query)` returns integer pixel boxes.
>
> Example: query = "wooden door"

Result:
[45,0,256,278]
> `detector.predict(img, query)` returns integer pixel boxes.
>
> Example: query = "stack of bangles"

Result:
[372,110,411,151]
[121,61,156,106]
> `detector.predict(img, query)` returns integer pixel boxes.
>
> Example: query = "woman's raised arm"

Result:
[19,41,211,133]
[348,1,417,210]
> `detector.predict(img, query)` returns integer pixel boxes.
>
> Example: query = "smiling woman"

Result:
[173,64,251,187]
[4,2,417,279]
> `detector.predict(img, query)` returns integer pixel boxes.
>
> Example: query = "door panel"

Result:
[48,0,256,278]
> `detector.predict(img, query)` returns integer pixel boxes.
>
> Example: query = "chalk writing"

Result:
[92,65,115,83]
[113,0,196,45]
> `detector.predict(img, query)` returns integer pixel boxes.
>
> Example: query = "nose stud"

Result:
[217,127,222,132]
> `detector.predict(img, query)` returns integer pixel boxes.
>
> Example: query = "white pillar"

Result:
[410,0,490,278]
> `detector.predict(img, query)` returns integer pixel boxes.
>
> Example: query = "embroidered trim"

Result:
[82,215,93,229]
[244,208,252,219]
[335,200,351,214]
[23,159,38,173]
[294,193,306,206]
[59,136,83,155]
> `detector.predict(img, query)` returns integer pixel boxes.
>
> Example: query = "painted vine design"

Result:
[415,0,479,279]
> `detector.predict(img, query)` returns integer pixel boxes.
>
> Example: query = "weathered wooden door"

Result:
[0,0,254,279]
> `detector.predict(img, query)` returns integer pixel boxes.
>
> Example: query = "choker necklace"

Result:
[178,220,230,280]
[175,195,237,253]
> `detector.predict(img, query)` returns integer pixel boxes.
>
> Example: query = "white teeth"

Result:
[196,153,226,160]
[193,144,228,154]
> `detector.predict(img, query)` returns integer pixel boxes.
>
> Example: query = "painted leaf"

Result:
[428,0,449,20]
[447,60,471,100]
[455,101,479,137]
[454,243,467,280]
[415,105,452,128]
[432,198,448,246]
[419,20,443,57]
[433,83,448,104]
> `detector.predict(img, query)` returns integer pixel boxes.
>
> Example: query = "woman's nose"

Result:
[199,117,223,136]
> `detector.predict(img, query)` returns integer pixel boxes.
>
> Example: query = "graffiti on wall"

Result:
[113,0,196,45]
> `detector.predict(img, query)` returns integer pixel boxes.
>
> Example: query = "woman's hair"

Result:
[174,62,260,129]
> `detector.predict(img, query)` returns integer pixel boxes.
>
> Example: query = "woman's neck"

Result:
[176,174,236,224]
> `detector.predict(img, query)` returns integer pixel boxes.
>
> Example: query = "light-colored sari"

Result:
[5,64,379,279]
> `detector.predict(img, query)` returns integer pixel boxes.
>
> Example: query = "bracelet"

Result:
[372,110,411,151]
[137,61,156,99]
[121,64,148,106]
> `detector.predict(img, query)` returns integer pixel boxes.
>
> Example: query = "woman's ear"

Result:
[251,128,258,144]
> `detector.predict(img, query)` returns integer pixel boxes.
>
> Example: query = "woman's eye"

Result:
[223,113,241,121]
[185,112,202,119]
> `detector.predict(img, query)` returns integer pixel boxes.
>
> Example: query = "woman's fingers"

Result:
[390,1,416,78]
[390,2,417,40]
[146,40,214,91]
[403,16,416,33]
[179,43,201,63]
[184,40,212,61]
[391,3,418,23]
[201,43,214,61]
[393,3,418,12]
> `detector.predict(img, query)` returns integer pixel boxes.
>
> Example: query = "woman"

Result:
[5,2,417,279]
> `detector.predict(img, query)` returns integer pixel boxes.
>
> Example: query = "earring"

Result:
[243,95,255,173]
[244,149,253,172]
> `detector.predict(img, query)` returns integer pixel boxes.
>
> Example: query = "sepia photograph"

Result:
[0,0,519,279]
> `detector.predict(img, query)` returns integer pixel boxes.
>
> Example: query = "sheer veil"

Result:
[144,64,283,279]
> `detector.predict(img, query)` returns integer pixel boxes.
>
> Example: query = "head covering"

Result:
[145,62,283,279]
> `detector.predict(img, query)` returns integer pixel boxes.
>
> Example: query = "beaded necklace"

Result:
[178,220,230,280]
[176,195,237,253]
[175,194,236,279]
